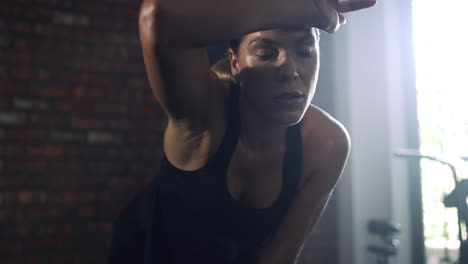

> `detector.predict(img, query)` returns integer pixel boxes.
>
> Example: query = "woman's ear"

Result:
[228,48,240,76]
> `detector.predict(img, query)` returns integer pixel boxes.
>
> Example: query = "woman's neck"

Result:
[238,95,288,153]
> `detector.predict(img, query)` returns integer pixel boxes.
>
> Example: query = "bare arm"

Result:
[139,0,376,121]
[157,0,376,46]
[138,0,371,168]
[253,124,351,264]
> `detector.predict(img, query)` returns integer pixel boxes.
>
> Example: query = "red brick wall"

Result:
[0,1,338,263]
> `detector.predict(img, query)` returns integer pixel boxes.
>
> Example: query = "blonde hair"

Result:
[211,57,237,85]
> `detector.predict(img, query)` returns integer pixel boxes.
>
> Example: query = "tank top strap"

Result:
[280,123,302,203]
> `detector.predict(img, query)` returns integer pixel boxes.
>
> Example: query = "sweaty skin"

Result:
[138,0,376,263]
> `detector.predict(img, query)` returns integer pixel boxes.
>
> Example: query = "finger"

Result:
[337,0,377,13]
[318,0,341,33]
[339,14,346,25]
[323,12,341,33]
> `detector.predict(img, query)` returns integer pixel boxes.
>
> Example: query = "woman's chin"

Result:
[269,110,305,126]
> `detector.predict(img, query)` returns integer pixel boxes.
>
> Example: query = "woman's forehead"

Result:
[244,28,317,42]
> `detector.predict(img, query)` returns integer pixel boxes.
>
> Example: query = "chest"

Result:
[226,143,306,209]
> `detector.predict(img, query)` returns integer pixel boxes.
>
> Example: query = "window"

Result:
[413,0,468,263]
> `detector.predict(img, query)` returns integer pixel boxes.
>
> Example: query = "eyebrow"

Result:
[248,34,315,47]
[248,38,279,47]
[296,35,315,43]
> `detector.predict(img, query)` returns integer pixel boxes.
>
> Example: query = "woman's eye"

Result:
[297,49,313,57]
[255,49,276,60]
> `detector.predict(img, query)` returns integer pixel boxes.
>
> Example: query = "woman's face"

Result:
[229,28,320,126]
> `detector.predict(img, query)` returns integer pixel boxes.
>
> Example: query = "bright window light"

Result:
[413,0,468,263]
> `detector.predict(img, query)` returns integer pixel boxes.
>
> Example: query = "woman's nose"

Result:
[277,51,299,81]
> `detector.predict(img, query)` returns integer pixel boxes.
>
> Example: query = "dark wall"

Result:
[0,1,338,263]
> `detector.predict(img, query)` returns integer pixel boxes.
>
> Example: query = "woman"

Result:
[109,0,376,263]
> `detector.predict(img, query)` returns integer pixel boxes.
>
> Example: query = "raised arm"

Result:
[138,0,373,169]
[139,0,376,122]
[156,0,377,46]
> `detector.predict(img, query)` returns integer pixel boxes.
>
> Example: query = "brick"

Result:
[0,80,30,96]
[107,33,138,45]
[0,112,26,125]
[0,223,29,238]
[35,69,50,81]
[131,105,160,117]
[141,148,163,161]
[0,65,6,79]
[22,238,64,252]
[71,117,104,129]
[33,23,55,37]
[65,146,104,158]
[107,177,140,189]
[108,119,133,130]
[37,0,73,8]
[0,50,33,65]
[107,148,133,159]
[96,203,127,218]
[48,191,96,204]
[19,190,47,205]
[127,77,147,90]
[88,160,127,175]
[112,7,139,18]
[0,97,9,108]
[94,102,130,114]
[87,131,122,144]
[8,66,48,82]
[32,223,74,237]
[128,133,157,145]
[93,17,131,31]
[48,160,81,173]
[0,5,52,21]
[0,35,11,47]
[34,54,66,68]
[53,11,90,27]
[0,240,23,255]
[53,101,76,113]
[76,206,94,218]
[27,207,59,221]
[105,47,129,60]
[0,144,22,158]
[3,129,47,141]
[87,73,123,87]
[75,2,109,14]
[27,145,64,157]
[50,130,86,142]
[30,85,68,98]
[0,208,24,221]
[73,87,105,100]
[9,66,33,81]
[6,160,47,173]
[13,98,48,110]
[7,21,33,34]
[48,175,105,189]
[4,190,47,205]
[87,221,112,233]
[30,114,66,127]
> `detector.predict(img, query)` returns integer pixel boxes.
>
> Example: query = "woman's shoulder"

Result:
[299,105,350,177]
[300,104,350,149]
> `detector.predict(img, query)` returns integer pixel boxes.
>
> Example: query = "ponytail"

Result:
[211,57,237,84]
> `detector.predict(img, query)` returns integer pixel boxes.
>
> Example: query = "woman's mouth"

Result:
[273,92,304,106]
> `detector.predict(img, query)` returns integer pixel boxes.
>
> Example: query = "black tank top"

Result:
[149,83,302,264]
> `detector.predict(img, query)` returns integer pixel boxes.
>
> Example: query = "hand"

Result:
[322,0,377,32]
[139,0,159,46]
